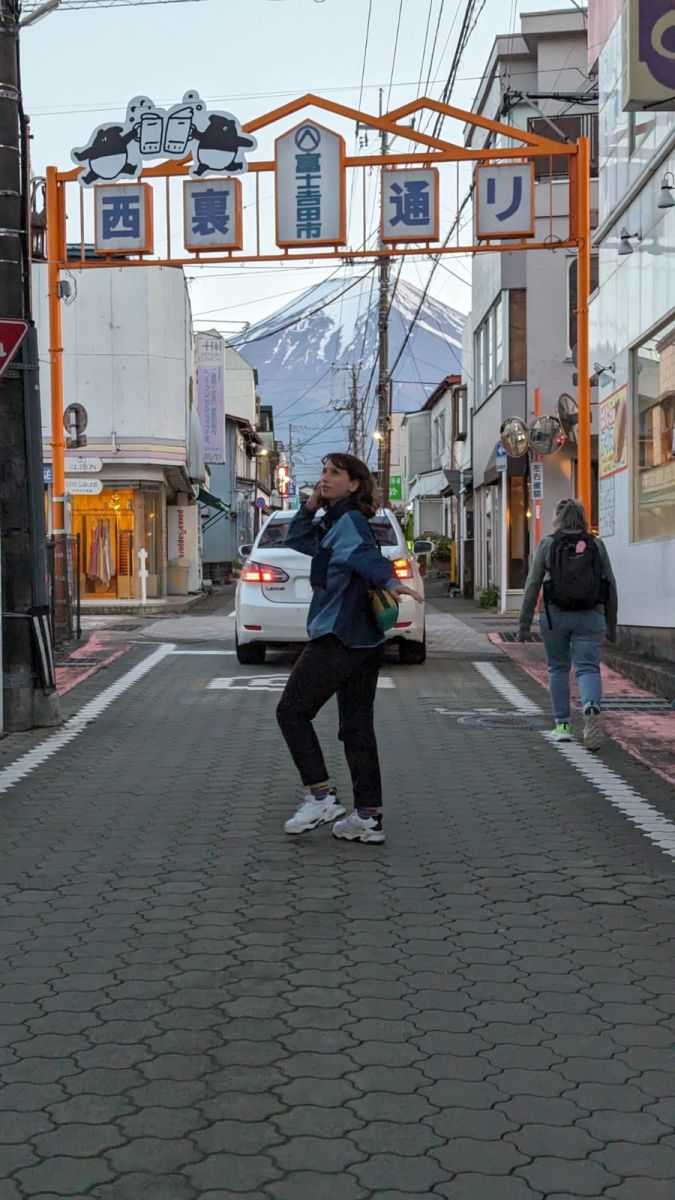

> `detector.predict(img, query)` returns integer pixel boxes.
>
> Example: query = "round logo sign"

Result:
[294,124,321,152]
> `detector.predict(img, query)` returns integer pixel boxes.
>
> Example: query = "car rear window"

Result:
[369,518,400,547]
[259,520,292,547]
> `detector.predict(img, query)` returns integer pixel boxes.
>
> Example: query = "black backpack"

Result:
[543,531,608,624]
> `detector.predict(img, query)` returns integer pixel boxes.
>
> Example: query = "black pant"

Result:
[276,635,383,811]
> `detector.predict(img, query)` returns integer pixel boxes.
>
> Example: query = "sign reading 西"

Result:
[475,163,535,240]
[381,169,439,243]
[275,122,346,247]
[95,184,153,255]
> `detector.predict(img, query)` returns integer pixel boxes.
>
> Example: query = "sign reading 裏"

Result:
[475,163,534,239]
[599,385,628,479]
[184,179,243,252]
[381,169,439,243]
[195,333,225,464]
[275,122,346,247]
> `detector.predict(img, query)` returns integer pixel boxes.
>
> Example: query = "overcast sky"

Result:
[22,0,588,329]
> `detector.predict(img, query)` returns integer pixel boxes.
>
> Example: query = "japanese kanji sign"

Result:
[475,163,535,239]
[381,168,439,243]
[72,90,257,187]
[184,179,243,252]
[275,121,346,247]
[195,333,225,463]
[94,184,153,255]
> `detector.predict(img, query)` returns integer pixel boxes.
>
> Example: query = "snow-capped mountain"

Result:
[232,274,465,473]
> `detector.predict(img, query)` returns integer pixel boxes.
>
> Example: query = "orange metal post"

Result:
[533,386,542,546]
[46,167,66,534]
[576,136,592,521]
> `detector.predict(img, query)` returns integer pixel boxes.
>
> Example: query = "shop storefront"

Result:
[68,483,165,604]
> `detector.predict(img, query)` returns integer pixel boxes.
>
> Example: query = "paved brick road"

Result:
[1,608,674,1199]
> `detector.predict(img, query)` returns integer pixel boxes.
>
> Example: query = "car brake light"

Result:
[393,557,413,580]
[241,560,290,584]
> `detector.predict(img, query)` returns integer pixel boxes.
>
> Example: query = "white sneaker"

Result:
[583,707,603,751]
[284,791,345,835]
[332,811,385,844]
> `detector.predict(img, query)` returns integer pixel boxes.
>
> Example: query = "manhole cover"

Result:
[459,713,549,729]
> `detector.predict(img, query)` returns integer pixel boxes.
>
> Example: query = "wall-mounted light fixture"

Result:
[658,171,675,209]
[618,226,642,256]
[593,361,615,384]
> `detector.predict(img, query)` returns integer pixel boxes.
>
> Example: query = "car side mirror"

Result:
[239,544,253,559]
[413,539,434,556]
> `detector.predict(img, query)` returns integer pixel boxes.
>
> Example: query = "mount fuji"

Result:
[233,273,465,472]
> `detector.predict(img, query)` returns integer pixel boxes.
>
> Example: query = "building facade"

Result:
[589,0,675,661]
[35,265,205,606]
[462,7,597,610]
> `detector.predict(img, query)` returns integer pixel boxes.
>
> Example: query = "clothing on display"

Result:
[87,519,115,586]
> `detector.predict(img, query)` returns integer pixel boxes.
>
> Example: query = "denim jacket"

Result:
[285,497,397,648]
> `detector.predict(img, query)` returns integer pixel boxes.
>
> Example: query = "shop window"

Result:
[72,488,135,600]
[452,385,468,440]
[474,294,506,406]
[508,474,528,590]
[633,317,675,542]
[143,489,163,596]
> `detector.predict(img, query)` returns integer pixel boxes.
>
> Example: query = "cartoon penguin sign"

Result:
[71,90,257,187]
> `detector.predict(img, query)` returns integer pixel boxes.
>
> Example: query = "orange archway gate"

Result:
[46,92,592,534]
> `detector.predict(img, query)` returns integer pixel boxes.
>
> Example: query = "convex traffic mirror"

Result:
[499,416,529,457]
[529,414,566,455]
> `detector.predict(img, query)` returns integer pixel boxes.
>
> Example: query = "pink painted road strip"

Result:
[490,634,675,788]
[56,633,132,696]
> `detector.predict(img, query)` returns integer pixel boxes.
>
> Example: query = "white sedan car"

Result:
[235,508,426,665]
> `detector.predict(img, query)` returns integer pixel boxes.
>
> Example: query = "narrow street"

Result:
[2,598,674,1200]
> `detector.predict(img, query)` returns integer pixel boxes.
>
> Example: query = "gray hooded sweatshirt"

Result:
[518,529,618,638]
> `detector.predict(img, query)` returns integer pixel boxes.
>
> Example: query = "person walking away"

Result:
[276,453,422,844]
[517,498,617,749]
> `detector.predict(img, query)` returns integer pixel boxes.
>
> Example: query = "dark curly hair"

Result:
[322,453,379,518]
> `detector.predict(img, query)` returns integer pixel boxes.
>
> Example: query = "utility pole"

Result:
[376,88,391,504]
[0,0,59,731]
[332,362,362,456]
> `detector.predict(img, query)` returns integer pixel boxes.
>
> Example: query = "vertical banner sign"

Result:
[475,163,535,239]
[195,333,225,464]
[531,461,544,500]
[598,385,628,479]
[94,184,154,255]
[275,121,346,247]
[624,0,675,111]
[184,179,243,252]
[381,168,439,243]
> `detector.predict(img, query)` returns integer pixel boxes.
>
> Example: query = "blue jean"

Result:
[540,606,606,722]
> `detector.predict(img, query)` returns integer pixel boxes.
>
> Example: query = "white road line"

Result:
[208,675,396,692]
[170,650,236,656]
[473,659,675,864]
[473,661,543,714]
[0,643,175,798]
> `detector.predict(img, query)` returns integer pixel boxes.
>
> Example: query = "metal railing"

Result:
[46,534,81,646]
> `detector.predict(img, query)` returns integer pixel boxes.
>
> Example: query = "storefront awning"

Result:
[198,485,230,512]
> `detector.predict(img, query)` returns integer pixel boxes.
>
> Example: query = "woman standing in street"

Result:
[518,497,618,749]
[277,453,422,844]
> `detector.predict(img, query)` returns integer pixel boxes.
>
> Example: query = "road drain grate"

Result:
[600,697,672,712]
[498,631,543,643]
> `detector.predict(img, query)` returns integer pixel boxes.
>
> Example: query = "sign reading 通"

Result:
[624,0,675,111]
[184,179,243,252]
[381,169,439,243]
[275,121,346,247]
[71,91,257,188]
[95,184,153,255]
[475,163,534,240]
